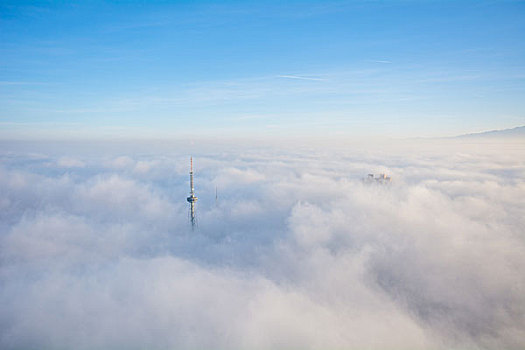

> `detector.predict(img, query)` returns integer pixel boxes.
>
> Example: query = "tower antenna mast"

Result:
[186,157,198,229]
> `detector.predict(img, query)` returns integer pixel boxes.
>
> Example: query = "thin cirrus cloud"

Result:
[277,74,327,81]
[0,138,524,350]
[2,61,523,139]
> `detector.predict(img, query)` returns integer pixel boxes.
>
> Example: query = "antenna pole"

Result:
[186,156,198,229]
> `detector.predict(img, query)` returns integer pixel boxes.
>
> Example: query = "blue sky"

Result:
[1,0,524,139]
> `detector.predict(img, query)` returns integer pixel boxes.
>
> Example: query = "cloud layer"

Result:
[1,140,524,349]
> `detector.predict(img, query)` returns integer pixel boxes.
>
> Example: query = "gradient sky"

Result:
[1,0,524,139]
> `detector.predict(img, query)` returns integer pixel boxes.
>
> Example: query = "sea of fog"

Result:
[1,138,524,350]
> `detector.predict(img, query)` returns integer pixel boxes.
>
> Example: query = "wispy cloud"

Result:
[0,81,49,86]
[277,75,326,81]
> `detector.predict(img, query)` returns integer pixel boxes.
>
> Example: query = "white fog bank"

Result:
[1,138,524,350]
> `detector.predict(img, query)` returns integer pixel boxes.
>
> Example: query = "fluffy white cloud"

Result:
[0,139,524,349]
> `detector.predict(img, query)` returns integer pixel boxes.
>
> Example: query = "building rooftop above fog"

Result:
[364,173,391,184]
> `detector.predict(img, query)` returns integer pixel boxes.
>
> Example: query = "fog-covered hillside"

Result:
[456,126,525,138]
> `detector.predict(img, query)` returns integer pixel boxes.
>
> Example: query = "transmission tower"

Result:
[186,157,198,229]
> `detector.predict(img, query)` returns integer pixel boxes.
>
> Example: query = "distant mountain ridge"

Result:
[456,126,525,138]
